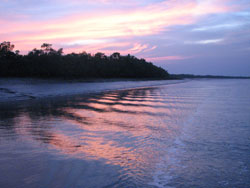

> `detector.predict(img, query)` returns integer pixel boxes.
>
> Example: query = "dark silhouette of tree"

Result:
[57,48,63,56]
[95,52,106,59]
[0,41,15,53]
[110,52,120,60]
[28,48,43,56]
[41,43,52,53]
[0,41,170,79]
[0,41,16,59]
[15,50,20,55]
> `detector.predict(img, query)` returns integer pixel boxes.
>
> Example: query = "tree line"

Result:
[0,41,170,79]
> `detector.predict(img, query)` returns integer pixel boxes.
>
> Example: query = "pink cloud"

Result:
[62,42,156,56]
[145,56,192,62]
[0,0,236,54]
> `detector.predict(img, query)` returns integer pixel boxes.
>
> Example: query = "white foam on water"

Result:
[148,95,203,188]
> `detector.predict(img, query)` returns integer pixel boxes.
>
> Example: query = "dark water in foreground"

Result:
[0,79,250,188]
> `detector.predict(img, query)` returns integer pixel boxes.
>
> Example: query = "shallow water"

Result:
[0,79,250,188]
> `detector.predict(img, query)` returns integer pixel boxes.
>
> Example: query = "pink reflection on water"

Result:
[11,87,191,173]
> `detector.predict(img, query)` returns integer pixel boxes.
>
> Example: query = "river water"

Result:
[0,79,250,188]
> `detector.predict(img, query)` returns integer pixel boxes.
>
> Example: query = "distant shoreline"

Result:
[170,74,250,79]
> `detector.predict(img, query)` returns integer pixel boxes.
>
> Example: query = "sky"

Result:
[1,0,250,76]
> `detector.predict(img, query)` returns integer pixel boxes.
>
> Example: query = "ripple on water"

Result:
[0,79,250,188]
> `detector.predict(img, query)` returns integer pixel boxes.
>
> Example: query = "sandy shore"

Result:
[0,78,186,104]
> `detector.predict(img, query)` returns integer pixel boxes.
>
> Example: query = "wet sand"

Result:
[0,78,185,104]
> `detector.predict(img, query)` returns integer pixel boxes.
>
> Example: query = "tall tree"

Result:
[0,41,15,53]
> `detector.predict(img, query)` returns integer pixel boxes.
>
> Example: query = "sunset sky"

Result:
[1,0,250,76]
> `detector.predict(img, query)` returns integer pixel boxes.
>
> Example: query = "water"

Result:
[0,79,250,188]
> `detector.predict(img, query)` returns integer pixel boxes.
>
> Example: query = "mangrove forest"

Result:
[0,41,170,79]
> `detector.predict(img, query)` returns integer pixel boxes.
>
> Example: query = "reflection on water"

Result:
[0,79,250,188]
